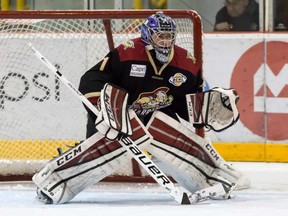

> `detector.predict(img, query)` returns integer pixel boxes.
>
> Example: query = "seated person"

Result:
[214,0,259,31]
[274,0,288,31]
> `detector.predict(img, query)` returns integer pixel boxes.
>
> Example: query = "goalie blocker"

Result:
[95,83,132,140]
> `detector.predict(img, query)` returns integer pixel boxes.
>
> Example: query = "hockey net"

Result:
[0,10,203,181]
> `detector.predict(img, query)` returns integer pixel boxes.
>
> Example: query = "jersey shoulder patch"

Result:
[170,46,199,74]
[117,38,148,62]
[121,39,135,50]
[174,46,197,64]
[186,51,197,64]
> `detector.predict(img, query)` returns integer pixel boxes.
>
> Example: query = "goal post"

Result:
[0,10,203,181]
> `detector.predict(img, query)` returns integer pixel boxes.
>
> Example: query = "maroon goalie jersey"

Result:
[79,37,203,123]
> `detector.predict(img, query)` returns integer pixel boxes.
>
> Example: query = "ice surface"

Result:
[1,162,288,216]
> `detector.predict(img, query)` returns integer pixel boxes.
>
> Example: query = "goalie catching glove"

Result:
[186,87,240,132]
[95,83,132,140]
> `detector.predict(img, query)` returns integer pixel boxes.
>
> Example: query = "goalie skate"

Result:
[35,187,53,204]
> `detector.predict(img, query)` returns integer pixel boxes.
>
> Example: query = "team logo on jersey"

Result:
[132,87,173,116]
[122,40,134,50]
[169,73,187,86]
[130,64,146,77]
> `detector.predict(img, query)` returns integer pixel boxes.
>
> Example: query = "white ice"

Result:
[1,162,288,216]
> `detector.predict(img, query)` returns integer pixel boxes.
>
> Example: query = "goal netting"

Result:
[0,10,203,181]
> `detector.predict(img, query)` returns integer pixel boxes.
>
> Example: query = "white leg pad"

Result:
[33,113,151,204]
[146,111,250,194]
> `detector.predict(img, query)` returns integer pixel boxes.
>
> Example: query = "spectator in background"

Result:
[149,0,167,9]
[214,0,259,31]
[274,0,288,31]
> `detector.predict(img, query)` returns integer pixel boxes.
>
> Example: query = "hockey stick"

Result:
[28,43,227,204]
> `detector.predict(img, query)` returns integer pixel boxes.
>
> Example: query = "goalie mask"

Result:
[141,12,176,64]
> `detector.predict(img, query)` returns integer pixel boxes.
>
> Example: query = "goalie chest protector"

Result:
[113,37,203,119]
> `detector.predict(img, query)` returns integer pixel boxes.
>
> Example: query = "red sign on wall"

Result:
[231,41,288,141]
